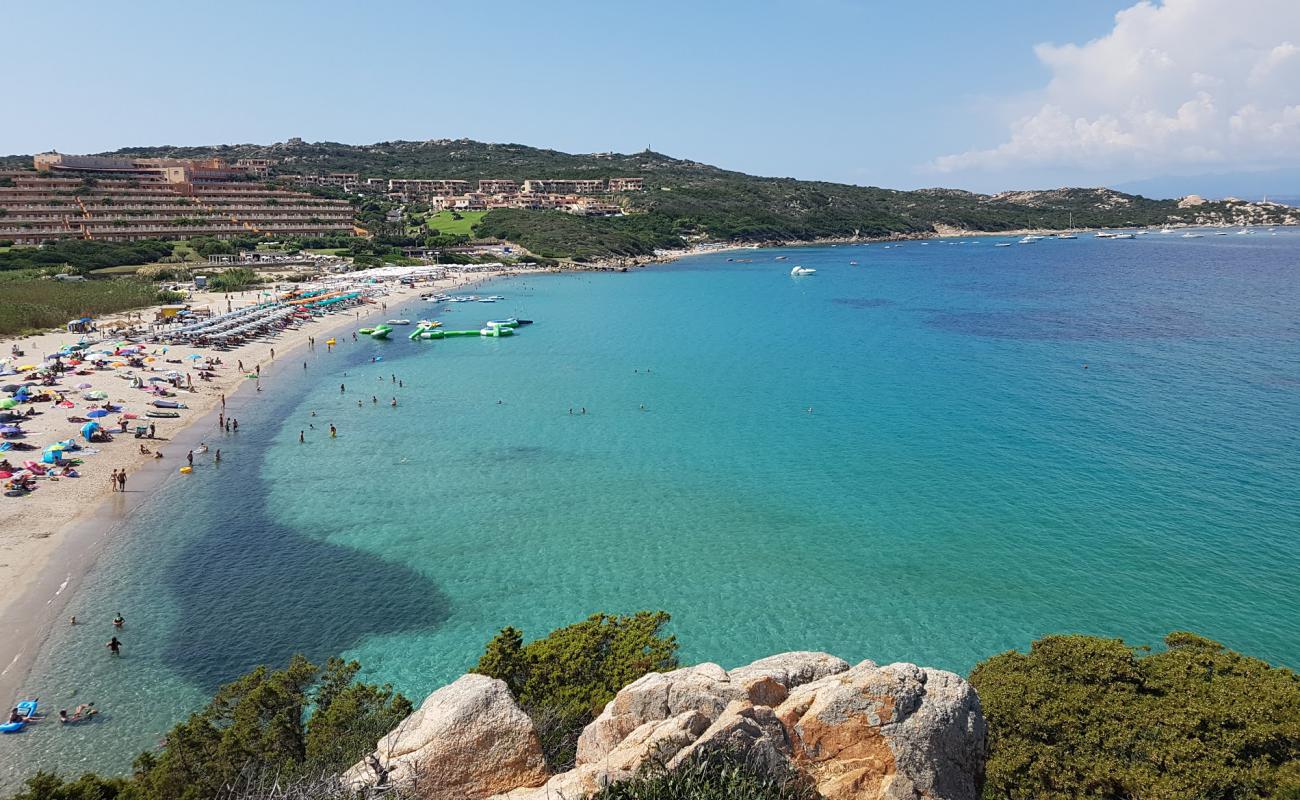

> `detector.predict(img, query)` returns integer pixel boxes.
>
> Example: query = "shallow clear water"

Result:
[6,233,1300,781]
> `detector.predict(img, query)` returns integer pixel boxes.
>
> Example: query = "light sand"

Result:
[0,267,532,701]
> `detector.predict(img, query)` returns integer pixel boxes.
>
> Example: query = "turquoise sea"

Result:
[5,233,1300,781]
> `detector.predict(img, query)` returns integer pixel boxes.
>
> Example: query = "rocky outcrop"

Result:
[350,652,984,800]
[775,661,985,800]
[576,652,849,766]
[343,674,548,800]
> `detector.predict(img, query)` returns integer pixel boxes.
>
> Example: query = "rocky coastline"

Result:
[344,651,986,800]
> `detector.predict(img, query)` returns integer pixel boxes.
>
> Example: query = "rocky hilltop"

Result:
[343,652,986,800]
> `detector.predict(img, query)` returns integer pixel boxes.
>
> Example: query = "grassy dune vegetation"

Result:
[0,272,179,335]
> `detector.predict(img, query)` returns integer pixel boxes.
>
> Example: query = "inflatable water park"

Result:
[360,317,533,342]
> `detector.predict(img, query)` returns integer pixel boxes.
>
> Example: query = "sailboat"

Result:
[1058,212,1079,239]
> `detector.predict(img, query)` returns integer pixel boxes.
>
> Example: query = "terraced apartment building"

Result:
[0,155,356,244]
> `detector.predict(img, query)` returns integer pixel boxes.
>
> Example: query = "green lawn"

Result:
[305,248,348,255]
[425,210,485,236]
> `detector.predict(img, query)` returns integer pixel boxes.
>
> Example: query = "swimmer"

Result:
[113,612,124,628]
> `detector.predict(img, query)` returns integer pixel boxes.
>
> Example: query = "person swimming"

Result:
[113,612,124,628]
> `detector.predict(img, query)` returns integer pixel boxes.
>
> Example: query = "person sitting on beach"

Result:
[139,444,150,455]
[154,450,164,459]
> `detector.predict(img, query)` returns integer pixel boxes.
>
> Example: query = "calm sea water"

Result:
[5,232,1300,781]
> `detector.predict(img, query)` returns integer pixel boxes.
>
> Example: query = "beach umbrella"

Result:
[86,409,109,418]
[0,399,16,410]
[80,421,101,441]
[186,354,203,360]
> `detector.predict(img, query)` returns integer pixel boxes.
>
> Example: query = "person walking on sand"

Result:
[220,393,226,410]
[117,469,126,491]
[106,636,122,656]
[270,348,275,360]
[149,422,156,438]
[110,468,119,492]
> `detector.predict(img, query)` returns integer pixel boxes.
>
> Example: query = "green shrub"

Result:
[207,267,261,292]
[972,632,1300,800]
[593,748,818,800]
[473,611,678,769]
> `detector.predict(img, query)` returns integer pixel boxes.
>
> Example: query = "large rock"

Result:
[494,710,711,800]
[665,699,792,773]
[776,661,985,800]
[370,652,984,800]
[343,673,549,799]
[576,652,849,765]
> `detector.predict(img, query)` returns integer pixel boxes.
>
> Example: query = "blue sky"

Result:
[4,0,1296,193]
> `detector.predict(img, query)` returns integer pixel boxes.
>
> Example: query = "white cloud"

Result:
[931,0,1300,176]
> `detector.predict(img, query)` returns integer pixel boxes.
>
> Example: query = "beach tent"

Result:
[0,425,23,437]
[80,421,101,441]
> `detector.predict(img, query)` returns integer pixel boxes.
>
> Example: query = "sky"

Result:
[3,0,1298,193]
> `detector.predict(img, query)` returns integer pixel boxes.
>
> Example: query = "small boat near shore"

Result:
[145,410,180,419]
[790,266,816,276]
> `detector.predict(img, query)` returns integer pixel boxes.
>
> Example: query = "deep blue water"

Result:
[5,231,1299,781]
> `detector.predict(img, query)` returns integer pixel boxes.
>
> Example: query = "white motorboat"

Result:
[1181,232,1203,238]
[994,242,1013,247]
[1236,228,1252,235]
[790,266,816,276]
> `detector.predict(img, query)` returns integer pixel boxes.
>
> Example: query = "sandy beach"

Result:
[0,267,531,702]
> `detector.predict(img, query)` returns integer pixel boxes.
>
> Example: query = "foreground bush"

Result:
[593,748,818,800]
[10,657,410,800]
[972,632,1300,800]
[473,611,679,769]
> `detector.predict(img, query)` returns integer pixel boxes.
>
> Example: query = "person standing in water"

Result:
[330,424,337,438]
[299,431,305,444]
[106,636,122,656]
[113,612,124,628]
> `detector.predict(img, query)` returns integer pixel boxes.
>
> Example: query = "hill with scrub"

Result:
[4,139,1298,259]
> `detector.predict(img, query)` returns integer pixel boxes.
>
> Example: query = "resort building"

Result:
[33,152,271,184]
[478,179,518,194]
[521,179,606,195]
[564,200,623,217]
[387,179,473,200]
[607,177,645,191]
[0,171,355,244]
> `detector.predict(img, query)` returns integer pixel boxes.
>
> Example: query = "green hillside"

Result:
[5,139,1295,259]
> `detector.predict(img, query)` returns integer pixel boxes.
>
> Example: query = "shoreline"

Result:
[0,268,532,707]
